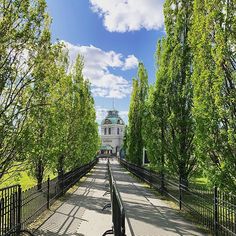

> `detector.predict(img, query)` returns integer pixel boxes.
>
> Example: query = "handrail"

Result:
[103,159,126,236]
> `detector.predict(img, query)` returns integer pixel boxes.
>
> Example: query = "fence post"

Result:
[179,176,182,210]
[17,186,22,234]
[149,169,152,188]
[47,176,50,209]
[160,172,165,193]
[214,186,218,236]
[61,172,64,196]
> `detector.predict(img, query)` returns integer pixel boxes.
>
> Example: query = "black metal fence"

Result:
[0,158,97,236]
[103,159,126,236]
[0,185,21,236]
[120,158,236,236]
[112,183,126,236]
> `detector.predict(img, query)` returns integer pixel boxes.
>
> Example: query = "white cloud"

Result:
[63,41,138,99]
[119,111,129,120]
[96,106,109,122]
[122,55,139,70]
[89,0,164,32]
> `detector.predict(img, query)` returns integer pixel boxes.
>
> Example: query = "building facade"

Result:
[100,109,125,155]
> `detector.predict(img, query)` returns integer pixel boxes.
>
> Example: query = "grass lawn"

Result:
[0,164,56,190]
[191,177,210,187]
[145,164,211,189]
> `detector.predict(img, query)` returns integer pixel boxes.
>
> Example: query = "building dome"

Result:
[100,109,125,155]
[101,110,125,125]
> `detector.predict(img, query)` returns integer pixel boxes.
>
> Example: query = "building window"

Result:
[104,128,107,135]
[117,128,119,135]
[109,127,111,135]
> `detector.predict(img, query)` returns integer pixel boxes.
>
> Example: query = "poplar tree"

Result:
[22,42,67,189]
[51,54,99,179]
[127,63,148,165]
[146,0,196,184]
[69,55,99,167]
[0,0,50,180]
[122,125,128,158]
[144,39,169,189]
[127,79,140,164]
[48,57,72,182]
[190,0,236,190]
[0,0,99,186]
[164,0,196,184]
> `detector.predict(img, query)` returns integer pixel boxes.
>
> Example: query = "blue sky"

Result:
[46,0,165,124]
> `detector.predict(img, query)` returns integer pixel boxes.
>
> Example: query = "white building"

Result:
[100,109,125,155]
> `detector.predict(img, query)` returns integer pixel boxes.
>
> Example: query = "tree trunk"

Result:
[160,126,166,192]
[36,159,44,190]
[179,169,189,191]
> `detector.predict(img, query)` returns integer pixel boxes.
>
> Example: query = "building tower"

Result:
[100,109,125,155]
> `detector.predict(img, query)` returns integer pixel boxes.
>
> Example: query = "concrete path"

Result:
[34,159,208,236]
[110,159,208,236]
[35,161,113,236]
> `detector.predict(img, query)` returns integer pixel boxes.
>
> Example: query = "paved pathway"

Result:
[35,159,208,236]
[110,160,208,236]
[35,161,112,236]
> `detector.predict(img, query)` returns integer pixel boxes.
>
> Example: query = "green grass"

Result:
[0,164,56,190]
[191,177,209,186]
[145,163,211,189]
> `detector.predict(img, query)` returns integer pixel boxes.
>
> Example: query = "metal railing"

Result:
[112,183,126,236]
[120,158,236,236]
[0,158,97,236]
[103,159,126,236]
[0,185,21,236]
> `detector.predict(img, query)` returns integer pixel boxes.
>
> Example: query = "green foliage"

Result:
[163,0,196,183]
[142,0,235,191]
[127,63,148,165]
[36,52,100,180]
[144,0,196,184]
[21,41,68,188]
[45,53,99,178]
[67,55,99,167]
[0,1,99,187]
[121,125,128,158]
[143,39,168,172]
[190,0,236,191]
[0,0,50,179]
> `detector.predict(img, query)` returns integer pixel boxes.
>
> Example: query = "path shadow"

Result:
[110,161,209,236]
[34,162,111,236]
